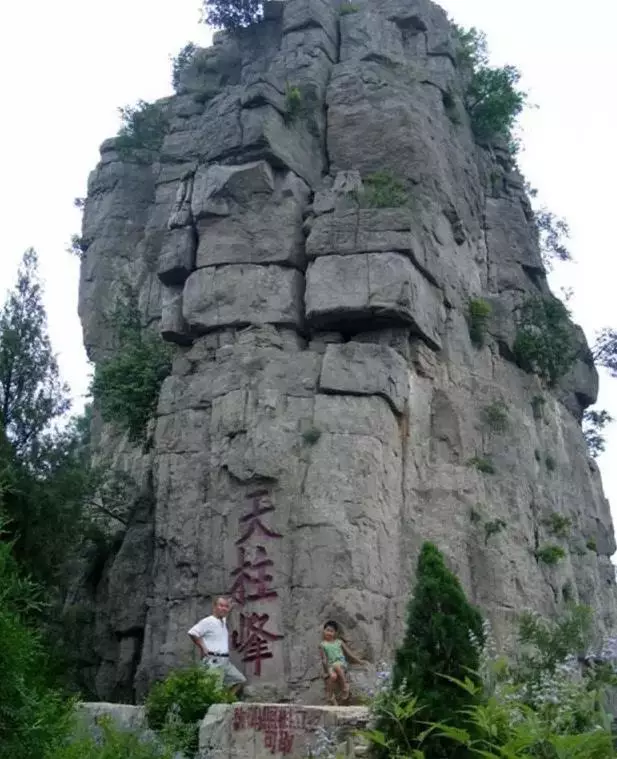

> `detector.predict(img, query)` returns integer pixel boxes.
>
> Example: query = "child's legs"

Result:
[332,662,348,693]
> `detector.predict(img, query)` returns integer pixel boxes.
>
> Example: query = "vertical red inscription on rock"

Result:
[230,489,283,676]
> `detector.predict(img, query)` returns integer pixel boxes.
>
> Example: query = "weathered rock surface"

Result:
[72,0,617,706]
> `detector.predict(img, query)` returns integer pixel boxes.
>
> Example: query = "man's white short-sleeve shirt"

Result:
[188,615,229,654]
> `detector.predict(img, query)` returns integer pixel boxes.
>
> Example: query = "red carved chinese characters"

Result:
[230,490,284,677]
[232,612,284,676]
[232,706,311,756]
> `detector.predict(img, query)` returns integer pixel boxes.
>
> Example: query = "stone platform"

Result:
[78,702,371,758]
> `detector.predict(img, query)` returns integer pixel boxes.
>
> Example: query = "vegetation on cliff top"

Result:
[202,0,263,29]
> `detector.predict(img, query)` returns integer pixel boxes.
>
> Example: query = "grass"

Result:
[355,171,410,209]
[542,512,572,539]
[483,400,509,432]
[468,456,496,475]
[535,544,566,566]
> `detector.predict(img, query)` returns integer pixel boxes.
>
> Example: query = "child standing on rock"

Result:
[320,620,367,705]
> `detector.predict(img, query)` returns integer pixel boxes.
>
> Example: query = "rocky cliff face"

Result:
[74,0,617,704]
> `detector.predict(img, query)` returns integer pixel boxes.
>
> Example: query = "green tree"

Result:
[513,296,577,386]
[454,25,526,148]
[0,251,93,587]
[202,0,263,30]
[378,542,484,758]
[0,249,70,461]
[0,520,73,759]
[91,290,172,443]
[593,327,617,377]
[583,409,613,459]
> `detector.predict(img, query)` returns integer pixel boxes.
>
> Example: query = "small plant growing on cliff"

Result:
[339,2,359,15]
[202,0,264,29]
[592,327,617,377]
[468,455,496,474]
[543,512,572,539]
[468,297,491,347]
[90,290,172,443]
[583,408,613,459]
[484,518,506,544]
[302,426,322,445]
[586,538,598,553]
[482,400,509,432]
[146,666,234,755]
[356,171,409,209]
[284,84,303,123]
[374,542,484,758]
[534,208,572,270]
[531,394,546,421]
[535,544,566,565]
[66,234,88,260]
[454,25,526,148]
[115,100,168,161]
[171,42,197,93]
[513,296,577,386]
[545,454,556,472]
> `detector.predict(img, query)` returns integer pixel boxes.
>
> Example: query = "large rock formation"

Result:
[73,0,617,704]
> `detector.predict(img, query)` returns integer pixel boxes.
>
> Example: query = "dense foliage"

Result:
[90,291,172,443]
[171,42,197,93]
[0,250,93,587]
[376,542,484,758]
[115,101,168,161]
[513,296,577,386]
[146,666,235,754]
[454,26,526,148]
[467,298,491,348]
[583,408,613,459]
[202,0,263,30]
[0,527,74,759]
[368,578,617,759]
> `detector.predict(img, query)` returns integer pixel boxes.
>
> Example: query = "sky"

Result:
[0,0,616,526]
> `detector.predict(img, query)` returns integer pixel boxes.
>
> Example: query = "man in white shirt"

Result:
[188,597,247,694]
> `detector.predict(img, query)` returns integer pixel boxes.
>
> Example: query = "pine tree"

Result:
[379,542,484,758]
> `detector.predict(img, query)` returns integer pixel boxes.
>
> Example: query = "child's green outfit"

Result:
[321,639,347,673]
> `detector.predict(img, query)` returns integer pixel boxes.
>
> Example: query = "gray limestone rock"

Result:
[305,252,444,348]
[320,341,409,414]
[183,265,305,333]
[73,0,617,706]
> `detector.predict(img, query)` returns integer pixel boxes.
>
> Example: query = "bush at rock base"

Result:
[145,666,235,754]
[365,560,617,759]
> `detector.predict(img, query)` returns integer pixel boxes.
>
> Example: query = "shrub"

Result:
[67,234,88,260]
[485,518,506,544]
[535,544,566,565]
[592,327,617,378]
[467,297,491,348]
[482,400,508,432]
[202,0,263,30]
[582,408,613,459]
[171,42,197,93]
[468,456,496,474]
[375,542,484,758]
[339,2,359,14]
[50,716,174,759]
[454,25,526,147]
[586,538,598,553]
[90,292,172,443]
[302,427,322,445]
[356,171,410,209]
[534,208,572,270]
[284,84,303,123]
[545,454,556,472]
[513,296,577,386]
[145,666,234,754]
[530,394,545,421]
[543,512,572,539]
[0,528,74,759]
[115,101,168,161]
[73,197,86,210]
